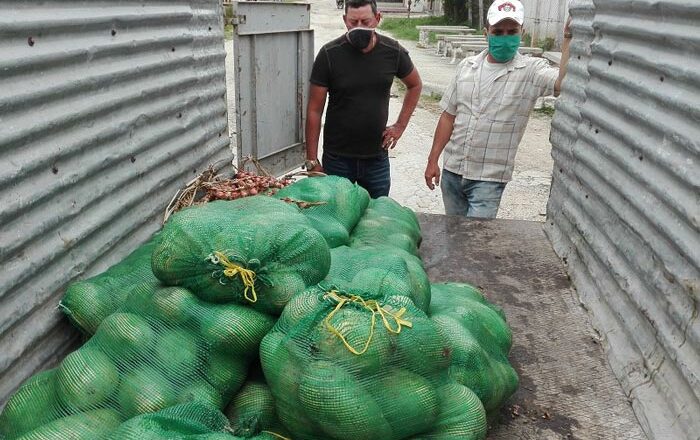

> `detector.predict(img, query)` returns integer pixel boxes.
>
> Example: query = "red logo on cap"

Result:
[498,2,516,12]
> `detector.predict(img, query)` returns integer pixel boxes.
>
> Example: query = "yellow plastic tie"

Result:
[375,304,413,333]
[213,251,258,303]
[261,431,292,440]
[324,291,412,355]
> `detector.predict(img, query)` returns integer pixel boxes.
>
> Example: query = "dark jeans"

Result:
[322,151,391,198]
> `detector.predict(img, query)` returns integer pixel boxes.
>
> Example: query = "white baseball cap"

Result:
[487,0,525,26]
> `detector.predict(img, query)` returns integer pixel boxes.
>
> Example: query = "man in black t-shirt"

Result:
[304,0,422,198]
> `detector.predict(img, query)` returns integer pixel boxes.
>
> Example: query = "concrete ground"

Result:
[225,0,555,221]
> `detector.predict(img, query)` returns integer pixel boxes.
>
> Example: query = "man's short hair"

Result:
[345,0,378,14]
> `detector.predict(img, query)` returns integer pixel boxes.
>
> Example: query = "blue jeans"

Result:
[322,151,390,198]
[440,169,507,218]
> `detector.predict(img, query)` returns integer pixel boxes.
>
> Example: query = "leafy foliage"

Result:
[442,0,495,28]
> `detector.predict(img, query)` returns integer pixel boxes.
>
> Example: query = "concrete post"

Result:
[478,0,484,29]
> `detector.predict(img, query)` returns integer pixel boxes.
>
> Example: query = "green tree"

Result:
[442,0,495,29]
[443,0,468,24]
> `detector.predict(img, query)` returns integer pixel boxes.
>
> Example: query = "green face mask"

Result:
[488,34,521,62]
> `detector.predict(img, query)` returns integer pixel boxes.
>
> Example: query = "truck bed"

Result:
[417,214,647,440]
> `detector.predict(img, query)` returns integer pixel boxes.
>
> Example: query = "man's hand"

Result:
[555,16,573,96]
[424,161,441,190]
[384,68,421,150]
[564,16,573,38]
[305,84,328,170]
[382,123,406,150]
[424,111,455,190]
[304,158,324,174]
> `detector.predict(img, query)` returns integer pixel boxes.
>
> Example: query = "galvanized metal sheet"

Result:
[549,0,595,171]
[546,0,700,438]
[0,0,230,407]
[233,1,313,176]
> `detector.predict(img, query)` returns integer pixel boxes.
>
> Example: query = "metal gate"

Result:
[232,1,314,176]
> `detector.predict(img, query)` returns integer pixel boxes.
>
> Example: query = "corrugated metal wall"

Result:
[0,0,230,407]
[546,0,700,438]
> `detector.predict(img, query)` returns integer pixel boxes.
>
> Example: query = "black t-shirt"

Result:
[310,33,414,158]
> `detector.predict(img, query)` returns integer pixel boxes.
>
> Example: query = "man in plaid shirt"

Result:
[424,0,572,218]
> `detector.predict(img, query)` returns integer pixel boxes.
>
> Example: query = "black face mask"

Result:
[347,27,374,50]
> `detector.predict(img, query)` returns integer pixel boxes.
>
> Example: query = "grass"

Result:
[534,106,555,117]
[393,78,407,93]
[224,4,234,40]
[523,34,557,51]
[419,91,443,112]
[392,78,442,111]
[379,16,458,43]
[423,91,442,103]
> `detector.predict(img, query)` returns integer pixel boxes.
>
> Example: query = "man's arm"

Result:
[554,17,573,97]
[305,84,328,171]
[424,110,456,190]
[382,68,422,150]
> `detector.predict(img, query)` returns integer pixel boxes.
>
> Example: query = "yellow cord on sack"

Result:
[262,431,292,440]
[213,251,258,303]
[324,290,413,355]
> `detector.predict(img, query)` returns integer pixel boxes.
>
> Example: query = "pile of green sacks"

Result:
[0,176,517,440]
[261,285,488,440]
[0,284,276,439]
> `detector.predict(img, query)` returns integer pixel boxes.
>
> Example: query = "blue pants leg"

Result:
[440,169,506,218]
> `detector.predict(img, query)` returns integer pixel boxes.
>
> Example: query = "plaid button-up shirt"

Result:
[440,50,558,182]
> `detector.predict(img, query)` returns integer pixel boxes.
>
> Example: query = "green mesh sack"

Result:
[106,401,230,439]
[10,409,122,440]
[274,176,370,248]
[349,197,422,255]
[408,383,487,440]
[0,358,123,440]
[0,285,276,440]
[224,368,290,439]
[108,401,284,439]
[326,246,430,312]
[0,369,61,439]
[151,198,331,314]
[429,283,518,413]
[394,247,431,311]
[260,285,486,440]
[59,234,161,334]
